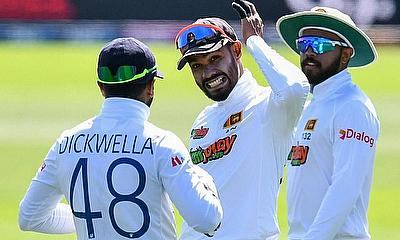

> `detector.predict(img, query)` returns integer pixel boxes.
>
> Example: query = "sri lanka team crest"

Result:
[190,134,237,164]
[190,126,209,139]
[223,111,243,129]
[304,119,317,131]
[287,144,309,166]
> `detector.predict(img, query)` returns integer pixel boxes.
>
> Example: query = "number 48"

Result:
[69,157,150,239]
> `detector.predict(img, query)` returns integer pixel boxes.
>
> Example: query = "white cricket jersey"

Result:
[19,98,222,240]
[287,70,380,240]
[180,36,309,240]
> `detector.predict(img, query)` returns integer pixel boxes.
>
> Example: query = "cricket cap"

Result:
[97,37,164,84]
[176,18,238,70]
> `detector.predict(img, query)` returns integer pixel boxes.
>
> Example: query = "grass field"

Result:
[0,41,399,239]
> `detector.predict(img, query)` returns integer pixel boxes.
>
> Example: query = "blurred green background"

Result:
[0,42,399,239]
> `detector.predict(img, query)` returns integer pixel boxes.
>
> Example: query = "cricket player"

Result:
[277,7,380,239]
[19,37,222,239]
[175,1,309,239]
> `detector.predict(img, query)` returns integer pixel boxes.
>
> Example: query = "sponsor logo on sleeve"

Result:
[339,128,375,147]
[287,145,310,166]
[190,126,209,139]
[40,161,46,171]
[171,156,184,167]
[190,134,237,165]
[304,119,318,131]
[223,111,243,129]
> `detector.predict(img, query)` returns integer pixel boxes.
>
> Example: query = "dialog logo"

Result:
[339,128,375,147]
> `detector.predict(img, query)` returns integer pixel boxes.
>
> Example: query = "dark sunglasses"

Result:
[97,65,157,84]
[175,23,235,53]
[296,36,350,55]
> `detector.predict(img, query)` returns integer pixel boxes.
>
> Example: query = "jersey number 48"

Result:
[69,157,150,239]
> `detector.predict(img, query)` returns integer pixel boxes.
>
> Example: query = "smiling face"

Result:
[300,28,353,89]
[186,43,242,102]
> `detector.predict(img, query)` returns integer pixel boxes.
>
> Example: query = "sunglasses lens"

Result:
[98,67,114,81]
[116,66,136,81]
[177,26,217,49]
[98,66,137,83]
[296,37,337,54]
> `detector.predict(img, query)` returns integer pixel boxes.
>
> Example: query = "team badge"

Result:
[223,111,243,129]
[190,126,209,139]
[304,119,318,131]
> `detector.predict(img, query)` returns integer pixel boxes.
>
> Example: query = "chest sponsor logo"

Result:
[287,145,310,166]
[304,119,318,131]
[190,134,237,165]
[223,111,243,129]
[171,156,184,167]
[190,126,209,139]
[339,128,375,147]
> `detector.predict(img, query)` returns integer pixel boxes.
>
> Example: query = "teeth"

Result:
[207,77,224,88]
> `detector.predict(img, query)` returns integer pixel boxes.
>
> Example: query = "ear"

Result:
[231,41,242,60]
[341,48,353,65]
[97,81,106,97]
[146,78,156,98]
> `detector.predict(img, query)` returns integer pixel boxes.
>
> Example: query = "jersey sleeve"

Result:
[246,35,309,136]
[19,140,75,233]
[157,132,222,236]
[303,101,379,239]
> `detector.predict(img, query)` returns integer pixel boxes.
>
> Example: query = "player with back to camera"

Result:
[277,6,380,240]
[18,37,222,239]
[175,1,309,239]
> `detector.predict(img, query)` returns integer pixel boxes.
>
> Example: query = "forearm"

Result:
[246,35,308,95]
[19,180,75,234]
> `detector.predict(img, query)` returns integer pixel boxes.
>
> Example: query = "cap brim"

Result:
[177,39,229,70]
[155,69,164,79]
[276,12,377,68]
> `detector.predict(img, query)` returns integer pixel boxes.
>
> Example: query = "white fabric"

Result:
[19,98,222,240]
[180,36,309,240]
[287,70,380,240]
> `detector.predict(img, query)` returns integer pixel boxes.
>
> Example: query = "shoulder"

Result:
[57,117,95,143]
[144,121,187,152]
[335,84,378,119]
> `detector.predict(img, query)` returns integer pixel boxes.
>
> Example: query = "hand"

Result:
[232,0,264,42]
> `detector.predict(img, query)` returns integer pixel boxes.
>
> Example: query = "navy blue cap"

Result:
[98,37,164,83]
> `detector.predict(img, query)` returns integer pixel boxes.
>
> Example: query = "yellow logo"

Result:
[304,119,318,131]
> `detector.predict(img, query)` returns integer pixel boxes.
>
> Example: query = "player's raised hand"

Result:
[232,0,264,42]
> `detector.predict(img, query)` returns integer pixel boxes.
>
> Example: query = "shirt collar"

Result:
[100,97,150,121]
[217,69,257,106]
[312,69,352,100]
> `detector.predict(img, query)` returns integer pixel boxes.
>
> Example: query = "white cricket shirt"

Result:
[287,70,380,240]
[19,98,222,239]
[180,36,309,240]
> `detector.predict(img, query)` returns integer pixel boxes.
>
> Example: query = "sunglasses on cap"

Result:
[175,23,236,53]
[296,36,350,55]
[97,65,157,84]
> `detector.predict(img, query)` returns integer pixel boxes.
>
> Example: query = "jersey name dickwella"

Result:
[24,98,222,240]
